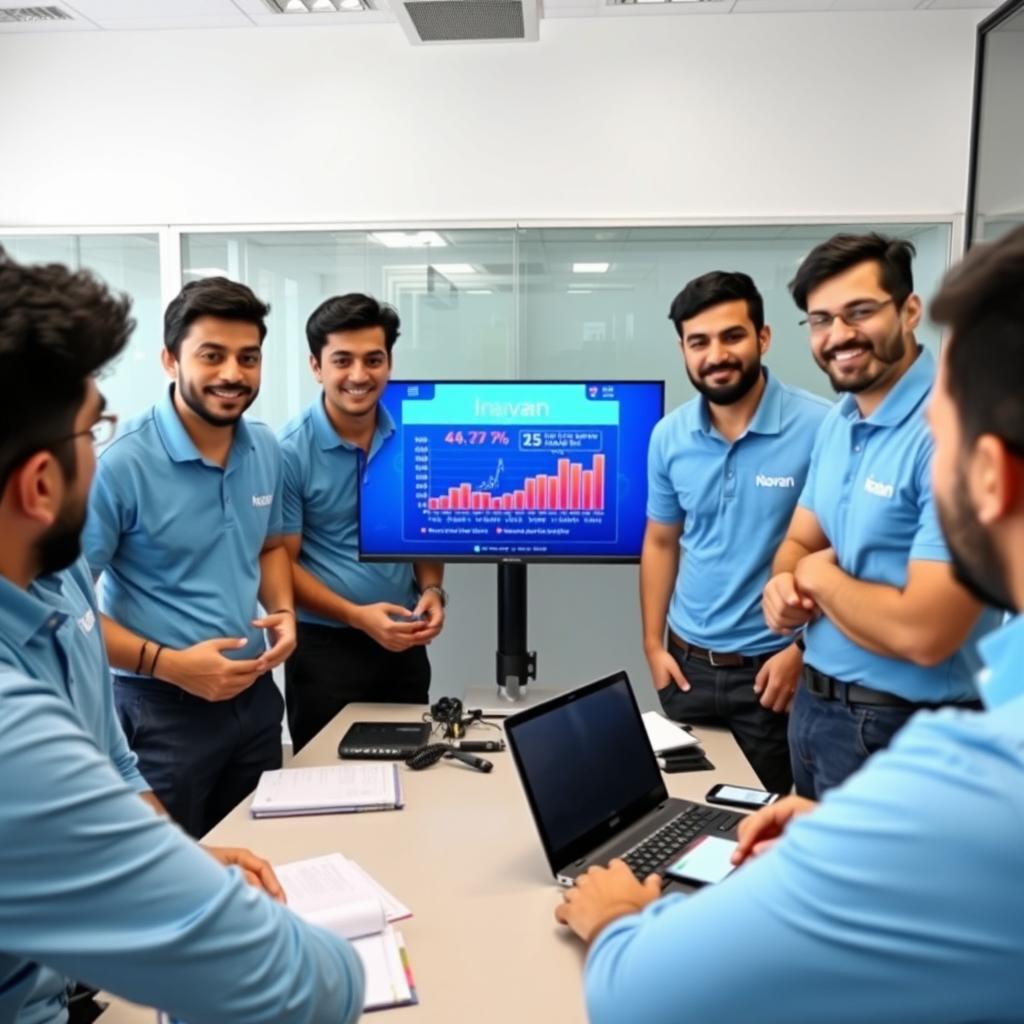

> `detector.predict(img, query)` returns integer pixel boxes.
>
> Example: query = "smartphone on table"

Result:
[705,783,781,811]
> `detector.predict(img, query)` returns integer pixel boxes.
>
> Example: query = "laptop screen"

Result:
[505,672,668,874]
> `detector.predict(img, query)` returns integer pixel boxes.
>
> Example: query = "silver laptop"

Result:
[505,670,744,887]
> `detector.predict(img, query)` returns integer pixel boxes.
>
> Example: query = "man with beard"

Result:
[763,233,999,798]
[553,225,1024,1024]
[278,294,445,752]
[0,251,363,1024]
[83,277,295,837]
[642,272,829,793]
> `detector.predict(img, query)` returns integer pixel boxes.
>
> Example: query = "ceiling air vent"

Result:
[0,5,72,21]
[392,0,538,45]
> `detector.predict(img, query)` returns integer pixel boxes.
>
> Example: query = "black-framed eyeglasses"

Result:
[58,413,118,449]
[799,298,895,332]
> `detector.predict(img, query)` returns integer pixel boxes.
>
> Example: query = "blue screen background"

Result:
[359,381,664,561]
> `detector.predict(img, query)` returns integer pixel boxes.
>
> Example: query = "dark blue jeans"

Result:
[787,676,921,799]
[115,671,284,838]
[659,641,793,794]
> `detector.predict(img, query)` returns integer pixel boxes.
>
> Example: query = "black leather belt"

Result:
[804,665,982,711]
[668,631,772,669]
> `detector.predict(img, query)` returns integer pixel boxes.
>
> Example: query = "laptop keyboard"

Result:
[621,804,742,880]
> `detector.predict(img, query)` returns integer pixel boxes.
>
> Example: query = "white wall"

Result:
[0,9,982,228]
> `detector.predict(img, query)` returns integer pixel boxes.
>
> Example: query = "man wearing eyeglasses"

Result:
[0,250,363,1024]
[83,277,295,838]
[763,233,1000,797]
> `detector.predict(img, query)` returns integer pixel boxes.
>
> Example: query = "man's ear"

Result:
[970,434,1018,527]
[901,293,923,333]
[759,325,772,357]
[309,353,323,383]
[8,451,64,529]
[160,347,178,380]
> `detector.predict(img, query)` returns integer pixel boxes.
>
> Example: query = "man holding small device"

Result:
[557,227,1024,1024]
[278,294,446,752]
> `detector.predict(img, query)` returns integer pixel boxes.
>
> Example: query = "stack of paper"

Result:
[250,763,403,818]
[278,853,417,1012]
[641,711,701,755]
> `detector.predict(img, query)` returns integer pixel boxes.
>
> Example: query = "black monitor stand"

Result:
[464,562,557,715]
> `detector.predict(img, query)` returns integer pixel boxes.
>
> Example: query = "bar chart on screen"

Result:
[409,421,618,548]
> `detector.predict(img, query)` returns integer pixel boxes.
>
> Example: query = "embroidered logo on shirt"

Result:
[864,476,895,499]
[76,609,95,635]
[755,474,796,488]
[251,494,273,507]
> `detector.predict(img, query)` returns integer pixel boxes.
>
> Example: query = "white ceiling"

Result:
[0,0,1001,33]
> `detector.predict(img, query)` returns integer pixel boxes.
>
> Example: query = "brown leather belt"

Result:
[668,631,769,669]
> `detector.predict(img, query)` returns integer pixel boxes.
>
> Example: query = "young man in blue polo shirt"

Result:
[554,224,1024,1024]
[83,278,296,837]
[763,233,999,797]
[643,271,830,793]
[279,293,445,751]
[0,250,363,1024]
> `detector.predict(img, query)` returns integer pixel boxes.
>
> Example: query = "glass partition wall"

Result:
[0,219,955,707]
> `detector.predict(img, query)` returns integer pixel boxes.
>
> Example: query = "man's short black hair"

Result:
[164,277,269,358]
[306,293,401,363]
[668,271,765,337]
[0,246,134,489]
[932,225,1024,455]
[789,232,917,312]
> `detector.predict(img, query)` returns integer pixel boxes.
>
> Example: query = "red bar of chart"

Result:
[427,453,606,512]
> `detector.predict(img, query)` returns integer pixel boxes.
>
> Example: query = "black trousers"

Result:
[658,640,794,794]
[114,671,283,839]
[285,622,431,753]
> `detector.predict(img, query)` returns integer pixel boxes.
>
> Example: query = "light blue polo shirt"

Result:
[0,556,150,1022]
[585,614,1024,1024]
[647,370,831,655]
[0,556,147,792]
[83,386,284,667]
[278,396,416,628]
[798,346,1000,701]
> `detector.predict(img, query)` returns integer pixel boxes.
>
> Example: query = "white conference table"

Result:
[98,701,758,1023]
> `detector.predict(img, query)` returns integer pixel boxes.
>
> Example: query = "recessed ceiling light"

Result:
[568,288,592,295]
[338,0,364,8]
[371,231,447,249]
[432,263,475,274]
[284,0,308,11]
[466,289,493,295]
[573,262,610,274]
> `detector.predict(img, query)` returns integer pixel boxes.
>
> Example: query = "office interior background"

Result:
[1,0,1021,711]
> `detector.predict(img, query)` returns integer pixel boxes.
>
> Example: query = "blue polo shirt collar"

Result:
[840,345,934,428]
[154,385,255,470]
[312,395,396,456]
[977,614,1024,710]
[0,574,66,646]
[686,369,781,439]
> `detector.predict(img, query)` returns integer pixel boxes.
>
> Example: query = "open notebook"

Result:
[277,853,417,1012]
[250,763,404,818]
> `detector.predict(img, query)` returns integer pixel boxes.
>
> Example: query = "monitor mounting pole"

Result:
[496,562,536,701]
[463,561,557,715]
